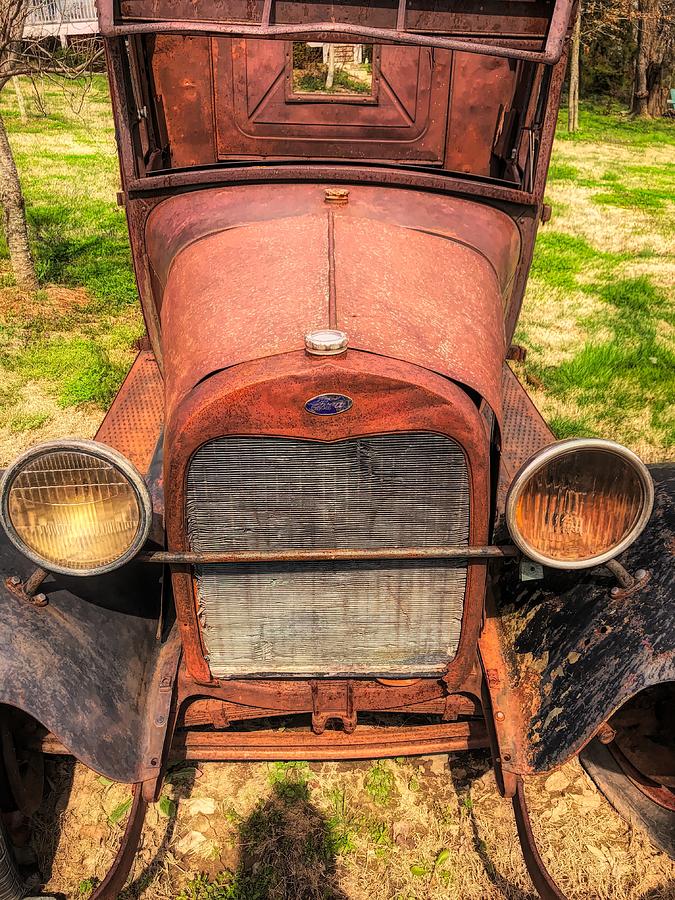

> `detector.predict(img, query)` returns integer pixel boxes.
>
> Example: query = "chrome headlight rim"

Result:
[0,438,152,577]
[505,437,654,570]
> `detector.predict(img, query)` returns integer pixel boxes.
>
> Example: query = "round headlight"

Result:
[506,439,653,569]
[0,440,152,576]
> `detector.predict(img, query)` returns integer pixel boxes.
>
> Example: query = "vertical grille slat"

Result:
[187,433,470,677]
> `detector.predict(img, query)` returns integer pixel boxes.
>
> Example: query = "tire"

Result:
[580,738,675,860]
[0,821,23,900]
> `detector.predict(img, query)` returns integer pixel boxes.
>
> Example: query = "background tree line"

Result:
[0,0,672,291]
[569,0,674,130]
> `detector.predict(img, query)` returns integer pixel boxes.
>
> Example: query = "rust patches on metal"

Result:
[606,559,650,600]
[512,778,569,899]
[145,184,521,292]
[90,785,148,900]
[596,722,616,745]
[324,188,349,205]
[327,208,338,329]
[96,350,163,475]
[169,720,489,762]
[311,680,356,735]
[139,545,517,565]
[148,184,519,420]
[5,568,49,606]
[608,742,675,813]
[98,0,576,67]
[483,464,674,776]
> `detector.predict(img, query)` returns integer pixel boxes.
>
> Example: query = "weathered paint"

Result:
[481,464,675,776]
[0,533,174,784]
[148,184,519,421]
[163,351,492,685]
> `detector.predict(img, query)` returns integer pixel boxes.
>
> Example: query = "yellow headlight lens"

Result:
[506,440,653,569]
[1,441,151,575]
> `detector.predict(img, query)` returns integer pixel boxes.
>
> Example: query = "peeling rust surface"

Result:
[150,184,518,420]
[169,720,489,762]
[0,534,173,784]
[96,350,164,475]
[483,464,675,775]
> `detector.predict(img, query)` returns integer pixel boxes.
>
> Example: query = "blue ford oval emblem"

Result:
[305,393,353,416]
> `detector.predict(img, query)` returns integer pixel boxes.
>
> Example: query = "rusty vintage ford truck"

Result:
[0,0,673,896]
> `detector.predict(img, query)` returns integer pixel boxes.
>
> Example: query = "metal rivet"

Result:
[495,711,505,722]
[33,594,48,607]
[155,715,167,727]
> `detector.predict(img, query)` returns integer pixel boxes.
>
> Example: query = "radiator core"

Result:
[186,433,470,677]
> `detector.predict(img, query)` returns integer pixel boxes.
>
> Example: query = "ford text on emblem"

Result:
[305,393,353,416]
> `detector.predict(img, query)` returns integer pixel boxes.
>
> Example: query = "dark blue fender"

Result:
[0,536,177,783]
[484,463,675,774]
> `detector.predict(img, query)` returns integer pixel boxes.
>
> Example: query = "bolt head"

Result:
[324,187,349,205]
[33,593,48,607]
[9,576,20,586]
[610,586,621,597]
[635,569,647,581]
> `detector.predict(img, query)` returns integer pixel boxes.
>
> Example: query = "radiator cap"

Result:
[305,329,349,356]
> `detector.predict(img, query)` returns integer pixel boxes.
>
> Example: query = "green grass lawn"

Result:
[517,105,674,460]
[0,75,142,463]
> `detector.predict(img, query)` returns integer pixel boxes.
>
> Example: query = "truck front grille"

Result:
[186,433,470,677]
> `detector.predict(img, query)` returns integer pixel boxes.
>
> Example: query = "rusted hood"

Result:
[146,184,520,420]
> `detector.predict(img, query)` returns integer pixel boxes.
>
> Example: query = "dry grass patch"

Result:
[0,374,100,464]
[33,756,675,899]
[518,280,609,367]
[543,182,665,255]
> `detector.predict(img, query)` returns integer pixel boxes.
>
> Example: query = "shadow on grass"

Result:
[229,779,348,900]
[27,203,136,309]
[639,884,675,900]
[448,750,537,900]
[121,770,347,900]
[24,756,76,898]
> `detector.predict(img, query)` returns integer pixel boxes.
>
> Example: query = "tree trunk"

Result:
[631,0,670,117]
[568,3,581,132]
[0,112,37,292]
